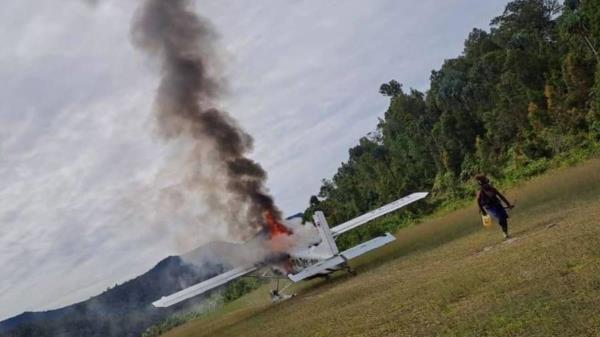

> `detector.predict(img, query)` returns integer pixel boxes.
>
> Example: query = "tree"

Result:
[560,0,599,59]
[379,80,402,97]
[305,0,600,250]
[309,195,320,206]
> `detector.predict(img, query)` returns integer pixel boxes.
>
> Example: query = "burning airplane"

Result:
[152,192,428,307]
[128,0,430,308]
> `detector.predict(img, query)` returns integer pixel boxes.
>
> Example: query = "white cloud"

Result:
[0,0,507,320]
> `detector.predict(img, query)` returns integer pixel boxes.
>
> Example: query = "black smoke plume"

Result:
[131,0,280,236]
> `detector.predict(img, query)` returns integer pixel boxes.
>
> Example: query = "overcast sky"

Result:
[0,0,508,320]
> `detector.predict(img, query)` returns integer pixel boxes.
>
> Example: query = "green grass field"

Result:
[163,159,600,337]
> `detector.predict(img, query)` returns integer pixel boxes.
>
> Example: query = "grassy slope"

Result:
[164,159,600,337]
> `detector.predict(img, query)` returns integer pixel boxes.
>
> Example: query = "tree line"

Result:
[304,0,600,248]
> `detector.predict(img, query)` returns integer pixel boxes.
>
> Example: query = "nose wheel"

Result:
[270,278,295,302]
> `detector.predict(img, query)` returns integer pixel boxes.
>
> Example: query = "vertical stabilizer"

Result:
[312,211,339,257]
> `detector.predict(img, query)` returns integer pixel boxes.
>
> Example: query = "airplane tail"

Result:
[301,211,339,259]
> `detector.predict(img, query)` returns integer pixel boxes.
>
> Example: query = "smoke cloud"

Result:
[131,0,280,238]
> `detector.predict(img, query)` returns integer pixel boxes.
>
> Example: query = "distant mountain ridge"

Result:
[0,241,244,337]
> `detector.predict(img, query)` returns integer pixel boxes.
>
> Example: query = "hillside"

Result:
[162,158,600,337]
[304,0,600,252]
[0,242,244,337]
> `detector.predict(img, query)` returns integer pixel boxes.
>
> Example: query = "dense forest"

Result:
[305,0,600,248]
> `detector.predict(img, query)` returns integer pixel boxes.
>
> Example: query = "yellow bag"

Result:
[481,214,493,228]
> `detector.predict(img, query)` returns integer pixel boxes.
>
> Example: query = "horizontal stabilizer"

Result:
[331,192,428,237]
[152,264,258,307]
[287,233,396,282]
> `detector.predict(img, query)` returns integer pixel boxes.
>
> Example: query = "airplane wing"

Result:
[330,192,428,238]
[152,264,258,307]
[288,233,396,282]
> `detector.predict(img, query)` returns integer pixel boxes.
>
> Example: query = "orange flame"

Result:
[264,211,293,253]
[264,211,293,238]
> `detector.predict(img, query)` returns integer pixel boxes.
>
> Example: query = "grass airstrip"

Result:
[164,159,600,337]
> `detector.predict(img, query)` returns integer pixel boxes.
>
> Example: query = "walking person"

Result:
[475,174,514,239]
